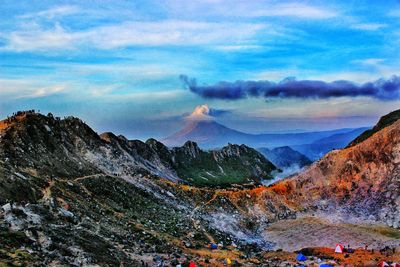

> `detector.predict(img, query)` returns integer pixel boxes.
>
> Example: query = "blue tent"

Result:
[320,265,334,267]
[210,243,218,250]
[296,253,307,261]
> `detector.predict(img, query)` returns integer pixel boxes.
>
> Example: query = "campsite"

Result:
[175,245,400,266]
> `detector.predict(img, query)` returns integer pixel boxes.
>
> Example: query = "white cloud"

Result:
[18,5,80,19]
[213,45,264,51]
[102,89,187,101]
[249,3,338,19]
[351,23,386,31]
[252,68,302,81]
[0,79,67,99]
[0,77,186,101]
[388,9,400,17]
[351,58,385,66]
[1,20,274,51]
[31,85,66,97]
[85,20,267,48]
[4,23,79,51]
[163,1,338,20]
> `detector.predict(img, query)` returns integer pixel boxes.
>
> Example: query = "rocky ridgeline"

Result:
[0,111,277,188]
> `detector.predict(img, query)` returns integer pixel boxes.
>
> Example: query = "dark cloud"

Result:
[179,74,400,100]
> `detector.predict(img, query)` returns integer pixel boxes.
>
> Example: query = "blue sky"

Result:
[1,0,400,139]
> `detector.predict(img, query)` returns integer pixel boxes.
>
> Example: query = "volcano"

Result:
[162,105,369,155]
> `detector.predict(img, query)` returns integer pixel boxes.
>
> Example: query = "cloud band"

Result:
[180,75,400,100]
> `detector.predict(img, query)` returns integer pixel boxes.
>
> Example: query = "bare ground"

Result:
[262,215,400,252]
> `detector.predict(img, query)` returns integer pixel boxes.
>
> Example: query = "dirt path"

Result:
[72,173,103,182]
[40,173,104,203]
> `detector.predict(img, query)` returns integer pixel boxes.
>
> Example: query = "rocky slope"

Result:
[348,108,400,147]
[269,115,400,228]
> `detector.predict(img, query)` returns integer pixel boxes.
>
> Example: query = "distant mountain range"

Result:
[162,114,369,161]
[257,146,312,169]
[291,127,369,160]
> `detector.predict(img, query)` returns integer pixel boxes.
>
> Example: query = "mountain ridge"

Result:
[348,109,400,147]
[162,116,370,159]
[0,111,276,187]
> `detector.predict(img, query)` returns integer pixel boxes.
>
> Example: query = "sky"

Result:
[1,0,400,139]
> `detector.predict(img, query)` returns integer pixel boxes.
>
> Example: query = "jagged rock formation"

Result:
[169,141,276,185]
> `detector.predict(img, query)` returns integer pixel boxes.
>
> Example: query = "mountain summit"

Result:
[162,104,249,148]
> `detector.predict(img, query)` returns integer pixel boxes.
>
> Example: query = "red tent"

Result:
[335,244,344,253]
[189,261,196,267]
[379,262,389,267]
[391,263,400,267]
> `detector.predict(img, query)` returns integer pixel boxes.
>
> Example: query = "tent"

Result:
[335,244,344,253]
[379,262,389,267]
[225,258,232,265]
[189,262,196,267]
[296,253,307,261]
[391,263,400,267]
[320,265,334,267]
[210,243,218,250]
